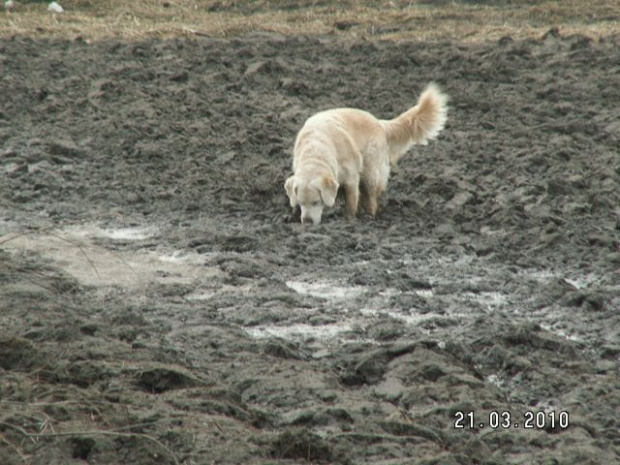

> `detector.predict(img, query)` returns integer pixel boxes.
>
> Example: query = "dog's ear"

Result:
[284,176,298,207]
[318,175,339,207]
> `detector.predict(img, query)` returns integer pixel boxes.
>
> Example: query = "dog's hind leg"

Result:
[360,180,373,216]
[343,181,360,220]
[361,160,389,218]
[360,180,379,217]
[364,184,386,218]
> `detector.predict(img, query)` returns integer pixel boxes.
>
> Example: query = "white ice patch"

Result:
[285,280,365,301]
[540,324,585,343]
[519,269,558,281]
[416,289,435,298]
[64,224,157,241]
[563,273,605,290]
[518,268,605,291]
[158,251,206,265]
[102,227,155,241]
[487,374,504,388]
[359,307,431,326]
[245,322,353,340]
[377,287,434,299]
[462,291,507,309]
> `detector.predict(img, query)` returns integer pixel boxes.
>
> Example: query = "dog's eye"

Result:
[312,201,321,207]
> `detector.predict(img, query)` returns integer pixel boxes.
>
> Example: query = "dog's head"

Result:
[284,174,339,225]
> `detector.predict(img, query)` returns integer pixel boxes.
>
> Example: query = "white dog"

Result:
[285,83,448,225]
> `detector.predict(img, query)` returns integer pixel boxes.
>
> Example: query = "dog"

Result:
[284,83,448,225]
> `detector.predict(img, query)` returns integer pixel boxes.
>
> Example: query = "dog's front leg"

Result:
[343,183,360,220]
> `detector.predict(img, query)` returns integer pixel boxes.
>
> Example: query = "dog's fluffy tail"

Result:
[382,83,448,165]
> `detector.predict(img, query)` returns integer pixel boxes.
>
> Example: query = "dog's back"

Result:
[297,109,385,161]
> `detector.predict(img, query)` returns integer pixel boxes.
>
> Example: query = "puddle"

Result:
[0,224,220,288]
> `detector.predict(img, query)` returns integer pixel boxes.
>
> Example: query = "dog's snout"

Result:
[301,215,320,225]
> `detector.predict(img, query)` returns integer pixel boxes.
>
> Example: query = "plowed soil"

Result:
[1,27,619,464]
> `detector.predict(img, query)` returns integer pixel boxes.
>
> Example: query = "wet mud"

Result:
[1,30,619,464]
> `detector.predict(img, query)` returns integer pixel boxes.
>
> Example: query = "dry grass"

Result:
[0,0,618,42]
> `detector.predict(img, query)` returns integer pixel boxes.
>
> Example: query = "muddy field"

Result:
[1,28,620,464]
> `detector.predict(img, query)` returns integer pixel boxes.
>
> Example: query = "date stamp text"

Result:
[454,411,569,430]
